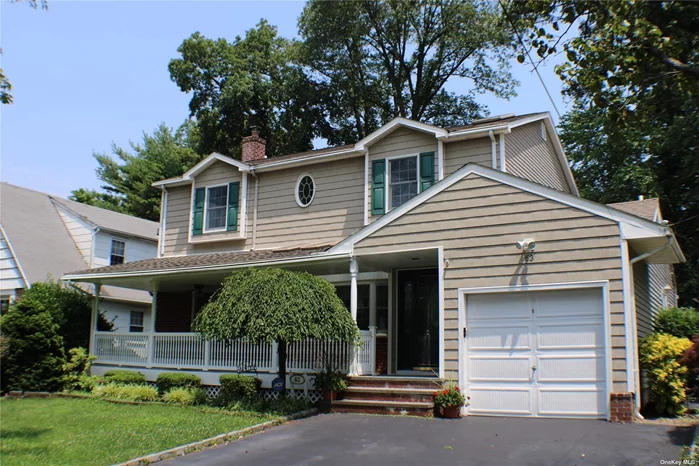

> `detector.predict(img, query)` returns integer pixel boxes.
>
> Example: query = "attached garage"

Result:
[462,285,610,419]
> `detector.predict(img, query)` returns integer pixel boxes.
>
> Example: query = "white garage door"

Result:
[465,288,607,418]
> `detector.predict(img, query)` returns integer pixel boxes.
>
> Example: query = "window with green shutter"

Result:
[227,181,240,231]
[419,152,435,192]
[191,187,205,236]
[371,159,386,215]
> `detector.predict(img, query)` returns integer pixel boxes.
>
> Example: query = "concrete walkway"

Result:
[165,414,694,466]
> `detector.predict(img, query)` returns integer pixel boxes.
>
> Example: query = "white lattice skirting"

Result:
[201,385,323,402]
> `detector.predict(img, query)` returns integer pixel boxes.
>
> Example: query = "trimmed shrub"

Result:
[640,333,692,416]
[156,372,202,394]
[215,374,259,406]
[655,307,699,340]
[103,370,146,385]
[163,387,208,405]
[0,300,66,392]
[93,383,158,402]
[62,347,97,391]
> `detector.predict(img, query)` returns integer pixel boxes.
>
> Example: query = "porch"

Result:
[79,246,443,388]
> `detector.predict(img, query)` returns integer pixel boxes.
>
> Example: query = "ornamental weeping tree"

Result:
[193,268,360,392]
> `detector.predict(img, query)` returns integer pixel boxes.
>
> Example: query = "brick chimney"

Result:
[241,127,266,162]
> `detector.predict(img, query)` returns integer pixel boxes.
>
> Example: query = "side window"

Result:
[110,239,126,265]
[129,310,144,333]
[389,156,418,209]
[205,185,228,232]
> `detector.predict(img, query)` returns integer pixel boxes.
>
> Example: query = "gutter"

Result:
[440,126,511,143]
[62,251,352,282]
[628,236,674,420]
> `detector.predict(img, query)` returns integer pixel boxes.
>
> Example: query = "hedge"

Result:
[155,372,202,394]
[103,370,146,385]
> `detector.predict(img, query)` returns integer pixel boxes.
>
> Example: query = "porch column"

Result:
[349,258,358,375]
[147,280,158,368]
[369,283,377,375]
[89,283,101,356]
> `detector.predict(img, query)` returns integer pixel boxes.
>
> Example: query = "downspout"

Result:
[158,187,168,258]
[251,168,259,251]
[499,133,506,172]
[489,130,497,169]
[628,235,674,420]
[89,227,100,268]
[364,149,369,225]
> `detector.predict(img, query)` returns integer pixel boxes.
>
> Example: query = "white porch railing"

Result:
[93,328,376,375]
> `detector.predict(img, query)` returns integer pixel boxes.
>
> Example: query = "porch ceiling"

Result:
[356,248,438,272]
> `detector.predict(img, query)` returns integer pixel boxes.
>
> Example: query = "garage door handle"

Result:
[531,365,537,371]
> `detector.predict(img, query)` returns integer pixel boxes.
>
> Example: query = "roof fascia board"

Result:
[62,251,351,282]
[355,117,448,149]
[330,163,672,255]
[441,126,510,141]
[251,149,365,172]
[539,116,580,196]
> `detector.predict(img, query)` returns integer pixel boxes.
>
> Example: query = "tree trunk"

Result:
[278,339,287,397]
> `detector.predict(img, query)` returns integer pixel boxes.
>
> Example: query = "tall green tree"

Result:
[169,21,329,157]
[298,0,517,144]
[511,0,699,305]
[71,122,201,221]
[194,268,360,392]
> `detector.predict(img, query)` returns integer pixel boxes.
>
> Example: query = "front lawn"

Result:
[0,396,271,466]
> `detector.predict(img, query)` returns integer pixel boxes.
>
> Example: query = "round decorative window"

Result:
[295,174,316,207]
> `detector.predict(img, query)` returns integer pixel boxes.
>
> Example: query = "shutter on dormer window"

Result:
[371,159,386,215]
[192,187,205,236]
[227,181,240,231]
[420,152,435,191]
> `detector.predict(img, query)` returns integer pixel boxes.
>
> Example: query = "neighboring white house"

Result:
[0,182,158,331]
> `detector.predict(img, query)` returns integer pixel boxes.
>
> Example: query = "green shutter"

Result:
[419,152,435,192]
[371,159,386,215]
[226,181,240,231]
[192,188,205,236]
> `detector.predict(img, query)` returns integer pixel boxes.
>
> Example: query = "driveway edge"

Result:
[115,408,318,466]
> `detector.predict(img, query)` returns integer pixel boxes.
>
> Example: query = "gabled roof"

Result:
[52,197,158,241]
[0,183,154,302]
[607,198,661,222]
[328,163,683,263]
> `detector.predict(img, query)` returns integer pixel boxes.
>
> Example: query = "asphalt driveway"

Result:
[165,414,694,466]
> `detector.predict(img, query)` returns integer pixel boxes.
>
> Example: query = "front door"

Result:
[396,269,439,372]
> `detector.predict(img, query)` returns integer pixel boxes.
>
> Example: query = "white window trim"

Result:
[110,238,126,265]
[294,173,316,208]
[129,309,145,333]
[385,153,421,212]
[203,183,229,233]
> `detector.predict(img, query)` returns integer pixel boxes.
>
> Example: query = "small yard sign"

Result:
[271,377,285,392]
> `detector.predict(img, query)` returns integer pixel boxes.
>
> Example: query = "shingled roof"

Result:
[608,198,661,222]
[65,246,334,277]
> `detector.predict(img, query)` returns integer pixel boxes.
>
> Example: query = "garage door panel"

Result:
[468,387,533,415]
[467,294,532,320]
[537,356,604,382]
[468,356,532,382]
[538,388,606,417]
[535,288,603,318]
[468,325,531,350]
[537,323,603,349]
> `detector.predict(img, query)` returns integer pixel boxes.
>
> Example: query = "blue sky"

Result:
[1,1,571,198]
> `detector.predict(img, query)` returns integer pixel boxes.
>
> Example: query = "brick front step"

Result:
[348,376,440,389]
[342,386,435,403]
[331,399,434,417]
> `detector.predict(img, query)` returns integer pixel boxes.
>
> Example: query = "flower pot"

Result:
[322,389,335,402]
[439,405,462,419]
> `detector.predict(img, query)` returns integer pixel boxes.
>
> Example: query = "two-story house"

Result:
[64,112,683,421]
[0,183,158,332]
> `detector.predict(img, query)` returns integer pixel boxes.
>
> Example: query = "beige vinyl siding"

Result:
[254,157,365,249]
[162,185,193,256]
[354,173,628,391]
[368,126,438,220]
[649,263,677,314]
[443,137,493,175]
[506,122,571,193]
[633,260,652,338]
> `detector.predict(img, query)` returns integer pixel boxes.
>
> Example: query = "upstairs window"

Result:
[295,174,316,207]
[129,310,144,333]
[389,156,418,209]
[110,239,126,265]
[205,185,228,231]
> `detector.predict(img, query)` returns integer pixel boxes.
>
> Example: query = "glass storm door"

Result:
[396,269,439,372]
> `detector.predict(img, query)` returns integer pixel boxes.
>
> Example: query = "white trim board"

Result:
[457,280,613,421]
[329,162,681,259]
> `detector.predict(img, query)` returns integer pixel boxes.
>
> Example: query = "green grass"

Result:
[0,396,271,466]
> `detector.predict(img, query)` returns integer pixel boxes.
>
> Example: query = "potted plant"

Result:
[433,381,468,419]
[313,367,348,403]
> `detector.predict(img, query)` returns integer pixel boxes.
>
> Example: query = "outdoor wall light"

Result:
[516,238,536,262]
